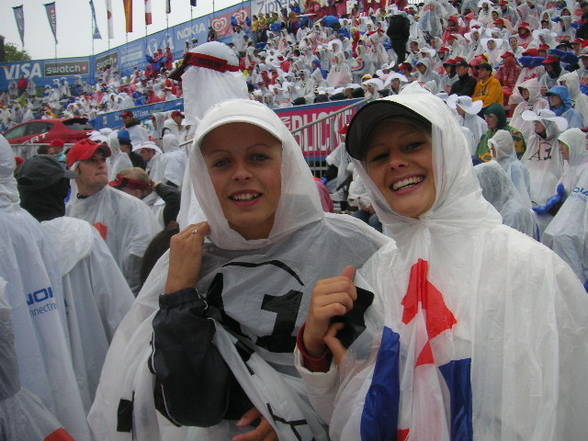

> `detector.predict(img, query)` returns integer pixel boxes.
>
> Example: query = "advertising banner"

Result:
[91,98,184,130]
[92,98,361,160]
[0,57,93,91]
[13,6,25,46]
[0,2,251,90]
[95,52,119,72]
[275,99,362,158]
[44,2,58,42]
[251,0,283,16]
[44,59,90,77]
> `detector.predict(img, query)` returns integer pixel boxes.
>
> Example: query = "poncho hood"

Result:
[179,99,324,250]
[0,135,19,210]
[350,83,500,246]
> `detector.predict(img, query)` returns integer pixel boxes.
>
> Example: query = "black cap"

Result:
[345,100,431,160]
[17,155,77,191]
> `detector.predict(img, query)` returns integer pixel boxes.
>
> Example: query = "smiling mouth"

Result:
[229,192,262,201]
[391,175,424,191]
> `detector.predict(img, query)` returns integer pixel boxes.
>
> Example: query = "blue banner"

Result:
[44,2,58,43]
[0,2,251,91]
[91,98,184,130]
[0,57,93,92]
[13,6,25,46]
[90,0,102,39]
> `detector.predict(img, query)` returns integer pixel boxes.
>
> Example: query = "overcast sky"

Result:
[2,0,244,60]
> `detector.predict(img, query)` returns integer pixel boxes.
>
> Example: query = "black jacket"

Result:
[387,14,410,41]
[450,74,477,97]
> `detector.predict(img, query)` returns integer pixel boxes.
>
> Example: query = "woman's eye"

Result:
[250,153,270,162]
[404,142,423,152]
[213,158,230,168]
[368,152,389,163]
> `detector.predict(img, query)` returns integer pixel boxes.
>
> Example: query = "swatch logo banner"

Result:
[96,53,118,71]
[45,61,89,76]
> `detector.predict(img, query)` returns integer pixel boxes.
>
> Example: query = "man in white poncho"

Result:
[88,99,389,441]
[66,139,159,294]
[295,84,588,441]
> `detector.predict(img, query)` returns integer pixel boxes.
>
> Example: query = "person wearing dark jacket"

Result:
[117,129,146,170]
[386,12,411,65]
[450,58,477,97]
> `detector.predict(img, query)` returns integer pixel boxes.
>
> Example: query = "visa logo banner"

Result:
[1,62,43,81]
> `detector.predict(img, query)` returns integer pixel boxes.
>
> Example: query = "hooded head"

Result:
[557,72,581,99]
[177,99,323,250]
[171,41,248,126]
[484,104,507,130]
[344,83,499,242]
[488,129,516,163]
[547,85,573,114]
[17,155,75,221]
[517,77,542,105]
[162,133,180,152]
[0,134,19,210]
[557,128,588,191]
[558,128,587,167]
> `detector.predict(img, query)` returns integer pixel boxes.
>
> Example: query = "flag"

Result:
[106,0,114,39]
[123,0,133,33]
[13,5,25,46]
[145,0,152,25]
[44,2,57,43]
[190,0,197,6]
[89,0,102,39]
[166,0,171,14]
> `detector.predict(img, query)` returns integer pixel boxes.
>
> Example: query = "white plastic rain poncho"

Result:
[542,128,588,285]
[510,77,550,142]
[88,99,389,441]
[0,277,75,441]
[155,133,187,187]
[66,182,159,295]
[488,129,532,206]
[0,135,91,441]
[41,216,134,412]
[107,131,133,180]
[474,161,538,237]
[521,110,567,205]
[558,71,588,127]
[295,85,588,441]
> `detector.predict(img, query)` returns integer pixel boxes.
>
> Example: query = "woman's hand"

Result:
[303,266,356,358]
[164,222,210,294]
[233,407,277,441]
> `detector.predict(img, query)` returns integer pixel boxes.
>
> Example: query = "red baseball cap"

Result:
[501,51,515,58]
[542,56,560,64]
[522,48,539,56]
[120,110,133,118]
[171,110,184,118]
[439,47,450,53]
[493,19,504,25]
[443,58,457,65]
[49,138,65,147]
[66,139,111,169]
[518,22,530,30]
